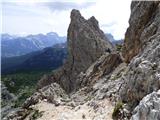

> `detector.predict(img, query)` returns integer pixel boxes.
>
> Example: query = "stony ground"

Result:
[25,98,114,120]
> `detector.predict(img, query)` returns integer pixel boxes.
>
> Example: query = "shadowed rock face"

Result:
[120,1,160,108]
[122,1,160,63]
[67,9,114,74]
[38,9,114,93]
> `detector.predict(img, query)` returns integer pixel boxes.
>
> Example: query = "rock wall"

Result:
[120,1,160,108]
[122,1,160,63]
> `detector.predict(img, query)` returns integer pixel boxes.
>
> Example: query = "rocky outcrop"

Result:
[131,90,160,120]
[76,52,122,88]
[120,1,160,108]
[38,9,114,93]
[1,82,17,119]
[23,83,69,109]
[122,1,160,63]
[1,82,16,103]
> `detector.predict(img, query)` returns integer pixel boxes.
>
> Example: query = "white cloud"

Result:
[2,0,131,39]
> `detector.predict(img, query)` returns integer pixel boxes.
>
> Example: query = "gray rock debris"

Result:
[76,52,122,89]
[23,83,69,109]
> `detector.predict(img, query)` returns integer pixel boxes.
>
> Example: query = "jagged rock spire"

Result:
[38,9,114,93]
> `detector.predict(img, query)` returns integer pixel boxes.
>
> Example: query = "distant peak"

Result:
[47,32,58,36]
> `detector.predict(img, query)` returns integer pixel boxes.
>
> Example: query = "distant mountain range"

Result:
[1,32,66,57]
[105,33,123,45]
[1,43,67,74]
[1,32,122,58]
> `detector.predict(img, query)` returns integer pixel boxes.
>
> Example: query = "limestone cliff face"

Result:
[120,1,160,108]
[131,90,160,120]
[122,1,160,63]
[38,9,114,93]
[67,9,114,76]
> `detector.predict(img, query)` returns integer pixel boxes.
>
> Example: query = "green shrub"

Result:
[116,44,123,52]
[30,110,44,120]
[112,101,124,119]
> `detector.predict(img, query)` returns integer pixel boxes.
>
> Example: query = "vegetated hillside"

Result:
[1,71,51,109]
[1,43,67,74]
[1,32,66,57]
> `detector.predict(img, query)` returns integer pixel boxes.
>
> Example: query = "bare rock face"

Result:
[67,9,114,77]
[122,1,160,63]
[76,52,122,88]
[131,90,160,120]
[120,1,160,108]
[38,9,114,93]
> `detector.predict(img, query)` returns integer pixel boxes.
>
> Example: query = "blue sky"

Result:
[2,0,131,39]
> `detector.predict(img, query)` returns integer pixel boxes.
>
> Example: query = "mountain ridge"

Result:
[1,32,66,57]
[1,43,67,74]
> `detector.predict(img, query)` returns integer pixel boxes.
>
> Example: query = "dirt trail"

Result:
[27,98,114,120]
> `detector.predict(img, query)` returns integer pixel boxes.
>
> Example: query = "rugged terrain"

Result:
[2,1,160,120]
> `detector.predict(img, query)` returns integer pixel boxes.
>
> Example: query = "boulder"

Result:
[131,90,160,120]
[23,83,69,109]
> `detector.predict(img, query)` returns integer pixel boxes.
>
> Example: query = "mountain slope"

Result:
[1,43,67,74]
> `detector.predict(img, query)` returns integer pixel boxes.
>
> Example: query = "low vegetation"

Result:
[30,109,44,120]
[116,44,123,52]
[112,101,124,119]
[1,70,51,107]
